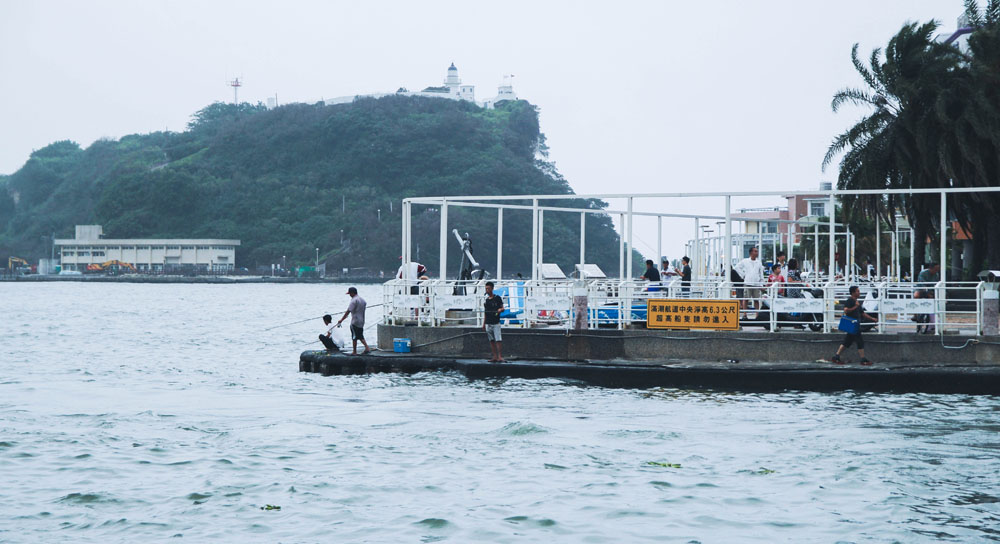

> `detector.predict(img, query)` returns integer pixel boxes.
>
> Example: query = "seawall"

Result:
[377,325,1000,366]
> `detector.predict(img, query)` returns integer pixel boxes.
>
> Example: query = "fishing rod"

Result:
[264,303,385,331]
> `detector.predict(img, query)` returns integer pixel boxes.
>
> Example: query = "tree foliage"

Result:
[824,6,1000,276]
[0,97,638,276]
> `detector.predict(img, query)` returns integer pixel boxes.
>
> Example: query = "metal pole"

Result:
[403,202,411,270]
[579,212,586,269]
[619,213,625,279]
[497,208,504,280]
[725,196,732,283]
[439,200,448,280]
[910,227,915,281]
[657,215,662,267]
[828,192,836,279]
[892,231,899,280]
[531,199,539,280]
[771,232,776,266]
[940,192,947,283]
[694,218,700,281]
[876,218,881,280]
[626,197,634,279]
[539,209,545,268]
[813,223,819,278]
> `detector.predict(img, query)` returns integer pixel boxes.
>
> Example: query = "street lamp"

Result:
[282,255,286,270]
[315,248,319,267]
[377,209,381,221]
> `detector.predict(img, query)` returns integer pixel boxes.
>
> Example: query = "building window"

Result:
[93,251,105,257]
[809,202,825,216]
[166,246,180,250]
[182,246,195,250]
[79,251,90,256]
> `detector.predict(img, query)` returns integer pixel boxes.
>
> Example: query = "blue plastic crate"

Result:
[393,338,412,353]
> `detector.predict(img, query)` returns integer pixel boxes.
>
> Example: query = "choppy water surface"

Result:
[2,283,999,542]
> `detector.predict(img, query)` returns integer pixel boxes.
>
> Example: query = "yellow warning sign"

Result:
[646,299,740,330]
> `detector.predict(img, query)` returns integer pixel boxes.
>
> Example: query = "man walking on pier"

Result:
[831,285,876,365]
[483,281,505,362]
[336,287,370,355]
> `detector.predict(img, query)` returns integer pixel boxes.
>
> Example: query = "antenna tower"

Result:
[229,77,243,104]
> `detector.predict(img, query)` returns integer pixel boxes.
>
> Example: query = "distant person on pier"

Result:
[319,314,339,353]
[735,246,765,309]
[677,256,692,296]
[483,281,505,362]
[397,260,428,292]
[831,285,876,365]
[915,262,941,334]
[785,258,804,298]
[336,287,370,355]
[767,263,786,296]
[640,260,661,291]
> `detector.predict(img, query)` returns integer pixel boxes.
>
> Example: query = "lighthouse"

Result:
[444,63,476,101]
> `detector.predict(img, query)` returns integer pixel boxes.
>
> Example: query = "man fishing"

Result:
[319,314,339,353]
[336,287,370,355]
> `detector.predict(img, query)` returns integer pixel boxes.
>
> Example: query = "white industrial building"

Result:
[55,225,240,273]
[325,63,518,109]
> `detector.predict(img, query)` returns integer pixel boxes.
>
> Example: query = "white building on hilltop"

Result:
[325,63,518,109]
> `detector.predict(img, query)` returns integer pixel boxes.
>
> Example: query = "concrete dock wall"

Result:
[378,325,1000,366]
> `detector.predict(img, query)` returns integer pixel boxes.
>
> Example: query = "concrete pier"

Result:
[376,325,1000,366]
[299,351,1000,395]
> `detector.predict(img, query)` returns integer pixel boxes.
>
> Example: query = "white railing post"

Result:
[940,192,947,284]
[769,284,777,331]
[626,197,634,280]
[496,208,503,280]
[824,280,834,333]
[935,279,945,336]
[619,213,625,280]
[829,192,836,279]
[877,282,885,334]
[439,200,448,281]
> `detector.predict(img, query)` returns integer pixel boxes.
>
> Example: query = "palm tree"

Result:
[823,22,964,270]
[933,1,1000,272]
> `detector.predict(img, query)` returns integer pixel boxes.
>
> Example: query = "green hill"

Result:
[0,96,640,276]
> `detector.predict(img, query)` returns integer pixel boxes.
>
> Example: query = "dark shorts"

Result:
[350,325,365,341]
[843,332,864,349]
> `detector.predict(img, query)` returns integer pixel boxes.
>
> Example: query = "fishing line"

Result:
[263,303,385,331]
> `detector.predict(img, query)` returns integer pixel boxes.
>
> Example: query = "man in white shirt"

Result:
[734,246,765,309]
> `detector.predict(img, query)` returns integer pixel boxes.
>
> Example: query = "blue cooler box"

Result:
[393,338,412,353]
[838,317,859,334]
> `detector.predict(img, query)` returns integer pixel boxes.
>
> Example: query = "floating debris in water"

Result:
[646,461,681,468]
[260,504,281,511]
[756,467,776,475]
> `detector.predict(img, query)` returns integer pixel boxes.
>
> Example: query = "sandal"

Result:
[859,358,872,366]
[831,355,845,365]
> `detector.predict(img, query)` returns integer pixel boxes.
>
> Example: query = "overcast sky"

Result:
[0,0,962,259]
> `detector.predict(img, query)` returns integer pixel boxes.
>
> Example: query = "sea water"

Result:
[2,282,999,542]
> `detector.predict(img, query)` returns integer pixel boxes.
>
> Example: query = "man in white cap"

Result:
[336,286,369,355]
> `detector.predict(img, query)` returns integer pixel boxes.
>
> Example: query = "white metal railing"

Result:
[381,278,986,335]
